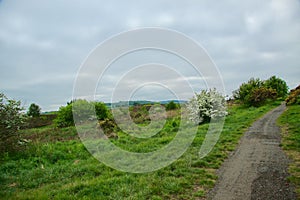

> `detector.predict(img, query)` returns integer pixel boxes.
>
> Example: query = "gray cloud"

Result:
[0,0,299,111]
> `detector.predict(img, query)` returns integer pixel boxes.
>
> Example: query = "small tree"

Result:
[187,89,227,124]
[264,76,288,98]
[95,102,109,120]
[165,101,178,111]
[27,103,41,117]
[54,103,74,128]
[233,78,263,102]
[0,93,26,152]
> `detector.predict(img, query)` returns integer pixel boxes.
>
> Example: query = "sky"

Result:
[0,0,299,111]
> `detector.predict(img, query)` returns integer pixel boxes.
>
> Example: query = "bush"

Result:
[165,101,178,111]
[54,103,74,128]
[233,78,263,102]
[286,85,300,105]
[233,76,288,107]
[187,88,227,124]
[0,93,26,152]
[264,76,288,98]
[27,103,41,117]
[95,102,109,120]
[247,87,277,107]
[54,100,109,127]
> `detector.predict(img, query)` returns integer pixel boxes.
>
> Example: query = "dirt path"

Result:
[208,103,297,200]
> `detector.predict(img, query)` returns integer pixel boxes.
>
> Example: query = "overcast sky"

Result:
[1,0,299,111]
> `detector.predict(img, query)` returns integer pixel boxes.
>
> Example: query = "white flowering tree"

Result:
[187,88,227,124]
[0,93,26,152]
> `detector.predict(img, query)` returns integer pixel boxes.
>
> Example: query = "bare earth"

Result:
[208,104,297,200]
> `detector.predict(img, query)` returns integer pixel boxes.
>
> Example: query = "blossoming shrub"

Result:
[187,89,227,124]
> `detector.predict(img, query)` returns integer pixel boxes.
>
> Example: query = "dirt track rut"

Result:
[208,103,297,200]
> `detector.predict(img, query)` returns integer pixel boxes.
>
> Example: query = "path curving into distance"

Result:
[209,103,297,200]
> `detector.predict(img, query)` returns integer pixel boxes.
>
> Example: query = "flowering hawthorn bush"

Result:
[187,89,227,124]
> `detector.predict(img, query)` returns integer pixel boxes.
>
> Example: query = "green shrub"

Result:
[165,101,178,111]
[27,103,41,117]
[95,102,109,120]
[233,78,263,102]
[264,76,288,98]
[54,103,74,128]
[233,76,288,107]
[54,100,109,127]
[286,85,300,105]
[247,87,277,107]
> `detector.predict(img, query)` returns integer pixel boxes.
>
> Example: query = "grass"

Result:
[278,104,300,198]
[0,101,281,199]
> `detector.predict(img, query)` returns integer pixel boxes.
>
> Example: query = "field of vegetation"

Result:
[0,101,282,199]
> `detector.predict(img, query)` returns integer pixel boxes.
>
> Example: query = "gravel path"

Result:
[208,103,297,200]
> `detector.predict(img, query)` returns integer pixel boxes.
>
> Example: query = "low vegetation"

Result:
[278,86,300,198]
[0,101,282,199]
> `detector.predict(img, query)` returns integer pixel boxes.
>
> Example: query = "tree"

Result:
[54,103,74,128]
[95,102,109,120]
[187,89,227,124]
[264,76,288,98]
[165,101,178,111]
[27,103,41,117]
[233,78,263,102]
[0,93,26,152]
[233,76,288,107]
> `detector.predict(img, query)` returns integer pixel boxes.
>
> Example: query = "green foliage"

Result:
[165,101,178,111]
[233,76,288,107]
[264,76,288,98]
[286,85,300,105]
[187,88,227,124]
[94,102,109,120]
[233,78,263,103]
[54,103,74,128]
[247,87,277,107]
[0,102,280,199]
[27,103,41,117]
[0,93,26,152]
[54,100,109,127]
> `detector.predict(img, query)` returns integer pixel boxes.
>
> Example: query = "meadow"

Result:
[0,101,284,199]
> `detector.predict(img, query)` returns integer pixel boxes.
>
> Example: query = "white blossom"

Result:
[187,88,228,124]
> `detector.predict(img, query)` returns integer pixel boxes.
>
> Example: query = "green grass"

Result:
[0,102,281,199]
[278,104,300,198]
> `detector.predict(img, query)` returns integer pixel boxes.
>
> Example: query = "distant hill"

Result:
[105,100,187,108]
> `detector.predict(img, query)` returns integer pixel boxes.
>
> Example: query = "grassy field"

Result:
[0,102,282,199]
[278,104,300,198]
